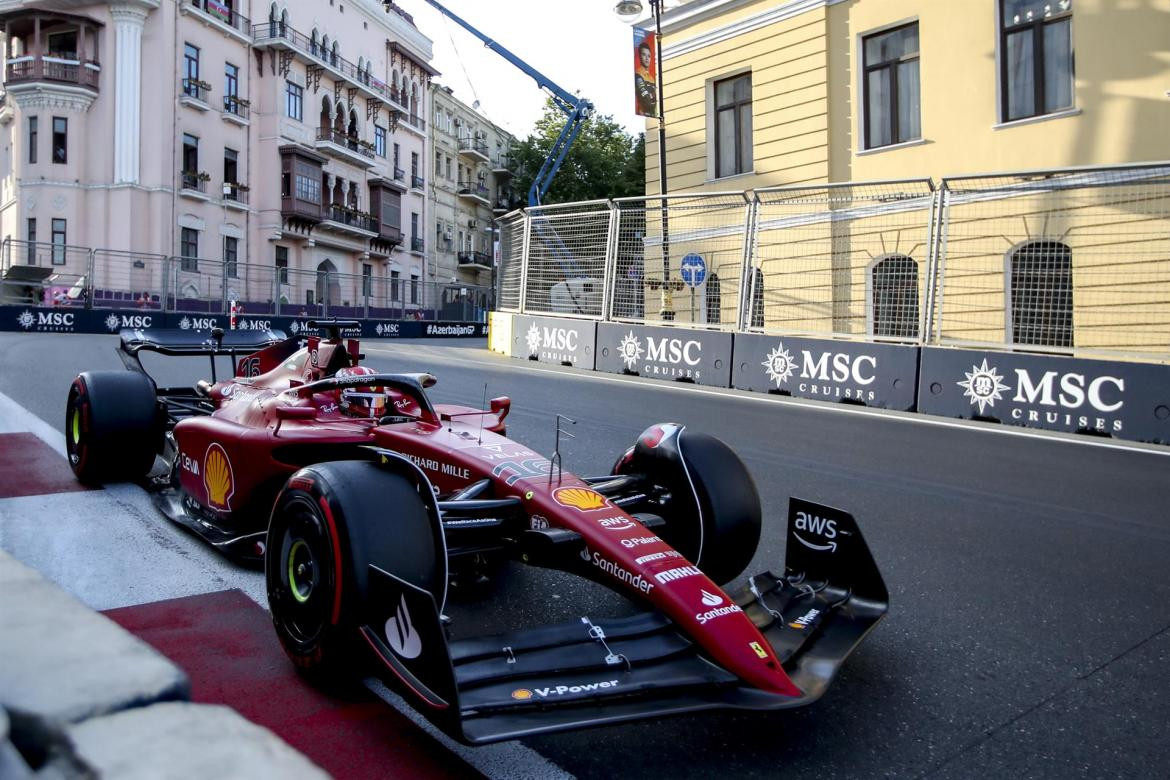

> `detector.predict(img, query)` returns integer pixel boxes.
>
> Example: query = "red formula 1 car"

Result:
[65,321,888,744]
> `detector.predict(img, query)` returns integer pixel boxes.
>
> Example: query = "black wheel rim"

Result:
[273,495,334,647]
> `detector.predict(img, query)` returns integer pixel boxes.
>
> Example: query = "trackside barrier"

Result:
[510,315,598,369]
[595,323,733,388]
[0,305,487,339]
[918,346,1170,444]
[731,334,919,411]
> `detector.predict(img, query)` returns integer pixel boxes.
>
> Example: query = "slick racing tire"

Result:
[615,425,762,585]
[65,370,159,485]
[266,460,444,681]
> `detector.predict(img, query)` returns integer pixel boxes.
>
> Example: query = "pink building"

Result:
[0,0,438,318]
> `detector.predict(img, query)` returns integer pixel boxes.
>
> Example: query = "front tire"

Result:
[616,425,762,584]
[266,460,444,680]
[65,371,158,485]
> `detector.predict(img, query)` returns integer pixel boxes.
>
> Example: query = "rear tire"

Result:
[266,460,443,681]
[65,371,158,485]
[616,425,762,585]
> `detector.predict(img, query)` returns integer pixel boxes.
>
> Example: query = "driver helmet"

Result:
[335,366,385,418]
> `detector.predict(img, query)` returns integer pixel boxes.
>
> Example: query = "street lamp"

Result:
[614,0,674,320]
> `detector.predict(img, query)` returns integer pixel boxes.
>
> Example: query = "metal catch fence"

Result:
[495,161,1170,362]
[1,239,493,323]
[931,165,1170,358]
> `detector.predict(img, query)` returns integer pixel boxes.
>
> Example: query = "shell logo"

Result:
[511,689,534,701]
[552,487,609,512]
[203,443,235,511]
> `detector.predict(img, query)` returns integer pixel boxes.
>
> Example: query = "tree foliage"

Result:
[511,100,645,205]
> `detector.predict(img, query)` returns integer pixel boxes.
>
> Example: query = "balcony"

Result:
[222,181,249,209]
[370,225,403,256]
[492,154,513,176]
[314,128,376,168]
[458,251,492,270]
[183,0,252,46]
[411,237,424,254]
[457,181,491,207]
[252,21,407,109]
[180,78,211,111]
[411,174,425,191]
[320,204,378,238]
[494,196,519,215]
[458,137,490,163]
[5,56,100,93]
[401,113,426,135]
[222,94,250,125]
[393,167,406,183]
[179,171,211,201]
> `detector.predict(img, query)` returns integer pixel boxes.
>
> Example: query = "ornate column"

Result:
[110,2,158,184]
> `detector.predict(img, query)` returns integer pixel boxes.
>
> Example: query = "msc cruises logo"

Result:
[957,359,1010,415]
[762,343,797,386]
[617,330,643,370]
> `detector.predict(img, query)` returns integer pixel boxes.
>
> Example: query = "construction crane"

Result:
[417,0,594,207]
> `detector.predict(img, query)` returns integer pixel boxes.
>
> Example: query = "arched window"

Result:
[316,260,339,306]
[310,29,319,56]
[321,34,330,58]
[870,254,919,339]
[704,273,721,324]
[268,3,278,36]
[749,268,764,328]
[331,41,339,67]
[319,96,332,133]
[347,109,358,143]
[1009,240,1073,348]
[279,8,288,36]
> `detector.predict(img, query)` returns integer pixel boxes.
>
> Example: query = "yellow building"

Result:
[647,0,1169,192]
[624,0,1170,357]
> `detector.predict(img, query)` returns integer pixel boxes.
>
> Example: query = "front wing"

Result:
[363,498,889,744]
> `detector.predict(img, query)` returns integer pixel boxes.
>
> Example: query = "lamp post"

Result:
[615,0,673,320]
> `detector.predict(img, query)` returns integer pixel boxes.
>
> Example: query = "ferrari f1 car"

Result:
[65,321,888,744]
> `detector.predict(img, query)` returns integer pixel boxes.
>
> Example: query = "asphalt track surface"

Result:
[1,332,1168,779]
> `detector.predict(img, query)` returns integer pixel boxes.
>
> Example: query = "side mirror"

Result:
[489,396,511,423]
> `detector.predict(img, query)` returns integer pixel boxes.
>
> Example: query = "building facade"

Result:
[0,0,440,318]
[600,0,1170,355]
[427,82,514,291]
[643,0,1170,193]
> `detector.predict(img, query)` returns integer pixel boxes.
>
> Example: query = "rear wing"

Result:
[116,327,290,385]
[118,327,287,356]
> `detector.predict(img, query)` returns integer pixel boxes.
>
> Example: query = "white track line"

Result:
[365,345,1170,459]
[0,388,573,780]
[0,388,66,457]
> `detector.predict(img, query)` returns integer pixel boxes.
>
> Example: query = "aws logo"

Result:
[793,510,839,552]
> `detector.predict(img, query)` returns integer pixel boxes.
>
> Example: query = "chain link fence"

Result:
[750,180,936,341]
[613,193,750,328]
[1,238,492,323]
[494,161,1170,362]
[932,164,1170,359]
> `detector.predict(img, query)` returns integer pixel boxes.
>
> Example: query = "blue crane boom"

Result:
[418,0,594,206]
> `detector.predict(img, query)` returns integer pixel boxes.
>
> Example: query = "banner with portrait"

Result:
[633,28,657,118]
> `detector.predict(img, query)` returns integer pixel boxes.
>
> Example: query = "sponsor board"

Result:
[732,332,919,410]
[511,315,597,368]
[918,346,1170,443]
[596,323,733,387]
[0,306,486,339]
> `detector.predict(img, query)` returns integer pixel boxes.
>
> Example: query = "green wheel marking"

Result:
[70,407,80,445]
[288,539,312,603]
